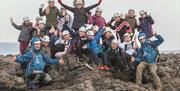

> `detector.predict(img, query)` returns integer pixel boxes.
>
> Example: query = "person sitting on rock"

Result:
[12,37,64,89]
[58,0,102,32]
[39,0,62,30]
[135,32,164,91]
[84,28,110,70]
[10,16,33,55]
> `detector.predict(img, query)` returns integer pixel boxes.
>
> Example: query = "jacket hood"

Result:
[31,37,41,52]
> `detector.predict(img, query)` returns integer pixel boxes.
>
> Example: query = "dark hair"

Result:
[128,9,135,13]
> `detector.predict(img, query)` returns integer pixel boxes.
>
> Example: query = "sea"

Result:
[0,42,179,56]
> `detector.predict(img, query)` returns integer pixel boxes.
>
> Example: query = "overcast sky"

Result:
[0,0,180,51]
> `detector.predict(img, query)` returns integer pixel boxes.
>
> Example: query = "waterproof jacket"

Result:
[136,35,164,64]
[87,28,104,54]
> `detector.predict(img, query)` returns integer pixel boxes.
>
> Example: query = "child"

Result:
[39,0,62,29]
[10,17,33,54]
[138,10,154,38]
[125,9,138,37]
[108,13,132,42]
[102,29,115,52]
[57,7,73,32]
[41,35,51,57]
[12,37,64,89]
[136,32,164,91]
[85,28,110,70]
[55,30,72,61]
[58,0,102,32]
[88,7,106,28]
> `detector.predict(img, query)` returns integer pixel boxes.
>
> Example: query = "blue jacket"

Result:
[16,37,59,76]
[139,16,154,38]
[87,28,104,54]
[136,35,164,64]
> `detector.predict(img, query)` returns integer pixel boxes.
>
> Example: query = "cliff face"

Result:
[0,53,180,91]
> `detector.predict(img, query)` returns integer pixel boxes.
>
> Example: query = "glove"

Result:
[98,0,102,4]
[58,0,62,4]
[39,4,44,9]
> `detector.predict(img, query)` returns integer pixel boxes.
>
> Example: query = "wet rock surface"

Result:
[0,53,180,91]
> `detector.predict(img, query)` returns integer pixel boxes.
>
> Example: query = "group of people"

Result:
[11,0,164,90]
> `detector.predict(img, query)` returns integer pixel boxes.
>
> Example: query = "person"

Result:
[135,32,164,91]
[138,10,154,38]
[88,7,106,28]
[12,37,64,89]
[105,39,122,70]
[125,9,138,37]
[85,28,110,70]
[58,0,102,32]
[108,13,132,42]
[32,20,47,39]
[41,35,51,57]
[33,16,43,29]
[120,33,138,56]
[102,29,115,52]
[57,7,73,32]
[39,0,62,29]
[55,30,72,62]
[10,17,33,54]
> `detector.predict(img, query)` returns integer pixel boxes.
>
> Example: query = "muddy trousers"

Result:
[136,61,162,90]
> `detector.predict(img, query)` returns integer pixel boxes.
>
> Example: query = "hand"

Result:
[98,0,102,4]
[153,31,158,36]
[59,58,64,65]
[10,17,14,23]
[58,0,62,4]
[45,7,50,15]
[49,26,56,33]
[82,45,87,49]
[130,57,135,63]
[11,56,16,62]
[39,4,44,9]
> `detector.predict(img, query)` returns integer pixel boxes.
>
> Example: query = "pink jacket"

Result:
[88,15,106,28]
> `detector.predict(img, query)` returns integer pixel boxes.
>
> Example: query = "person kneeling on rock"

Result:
[12,37,64,89]
[135,32,164,91]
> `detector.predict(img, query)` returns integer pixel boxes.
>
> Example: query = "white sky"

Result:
[0,0,180,51]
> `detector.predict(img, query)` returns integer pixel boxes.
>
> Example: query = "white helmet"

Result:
[62,30,70,36]
[79,26,86,32]
[23,17,30,22]
[36,16,43,22]
[92,25,99,32]
[113,13,120,18]
[123,33,131,37]
[96,7,103,12]
[42,35,50,42]
[111,39,119,44]
[38,20,44,25]
[86,30,94,36]
[139,10,146,16]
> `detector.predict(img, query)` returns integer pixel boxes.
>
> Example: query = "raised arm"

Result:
[39,4,46,16]
[42,53,59,65]
[15,52,33,63]
[86,0,102,11]
[58,0,74,12]
[10,17,22,30]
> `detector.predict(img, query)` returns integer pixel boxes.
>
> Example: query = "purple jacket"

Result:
[88,15,106,28]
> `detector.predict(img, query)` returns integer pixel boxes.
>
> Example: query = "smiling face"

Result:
[34,43,41,50]
[76,4,83,9]
[63,34,70,40]
[139,37,146,43]
[43,42,49,47]
[38,23,45,30]
[79,31,86,37]
[124,35,131,42]
[114,16,121,22]
[104,32,112,39]
[128,10,135,17]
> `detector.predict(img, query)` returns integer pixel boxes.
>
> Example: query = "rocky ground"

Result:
[0,53,180,91]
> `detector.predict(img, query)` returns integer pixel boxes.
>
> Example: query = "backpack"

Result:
[124,41,134,51]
